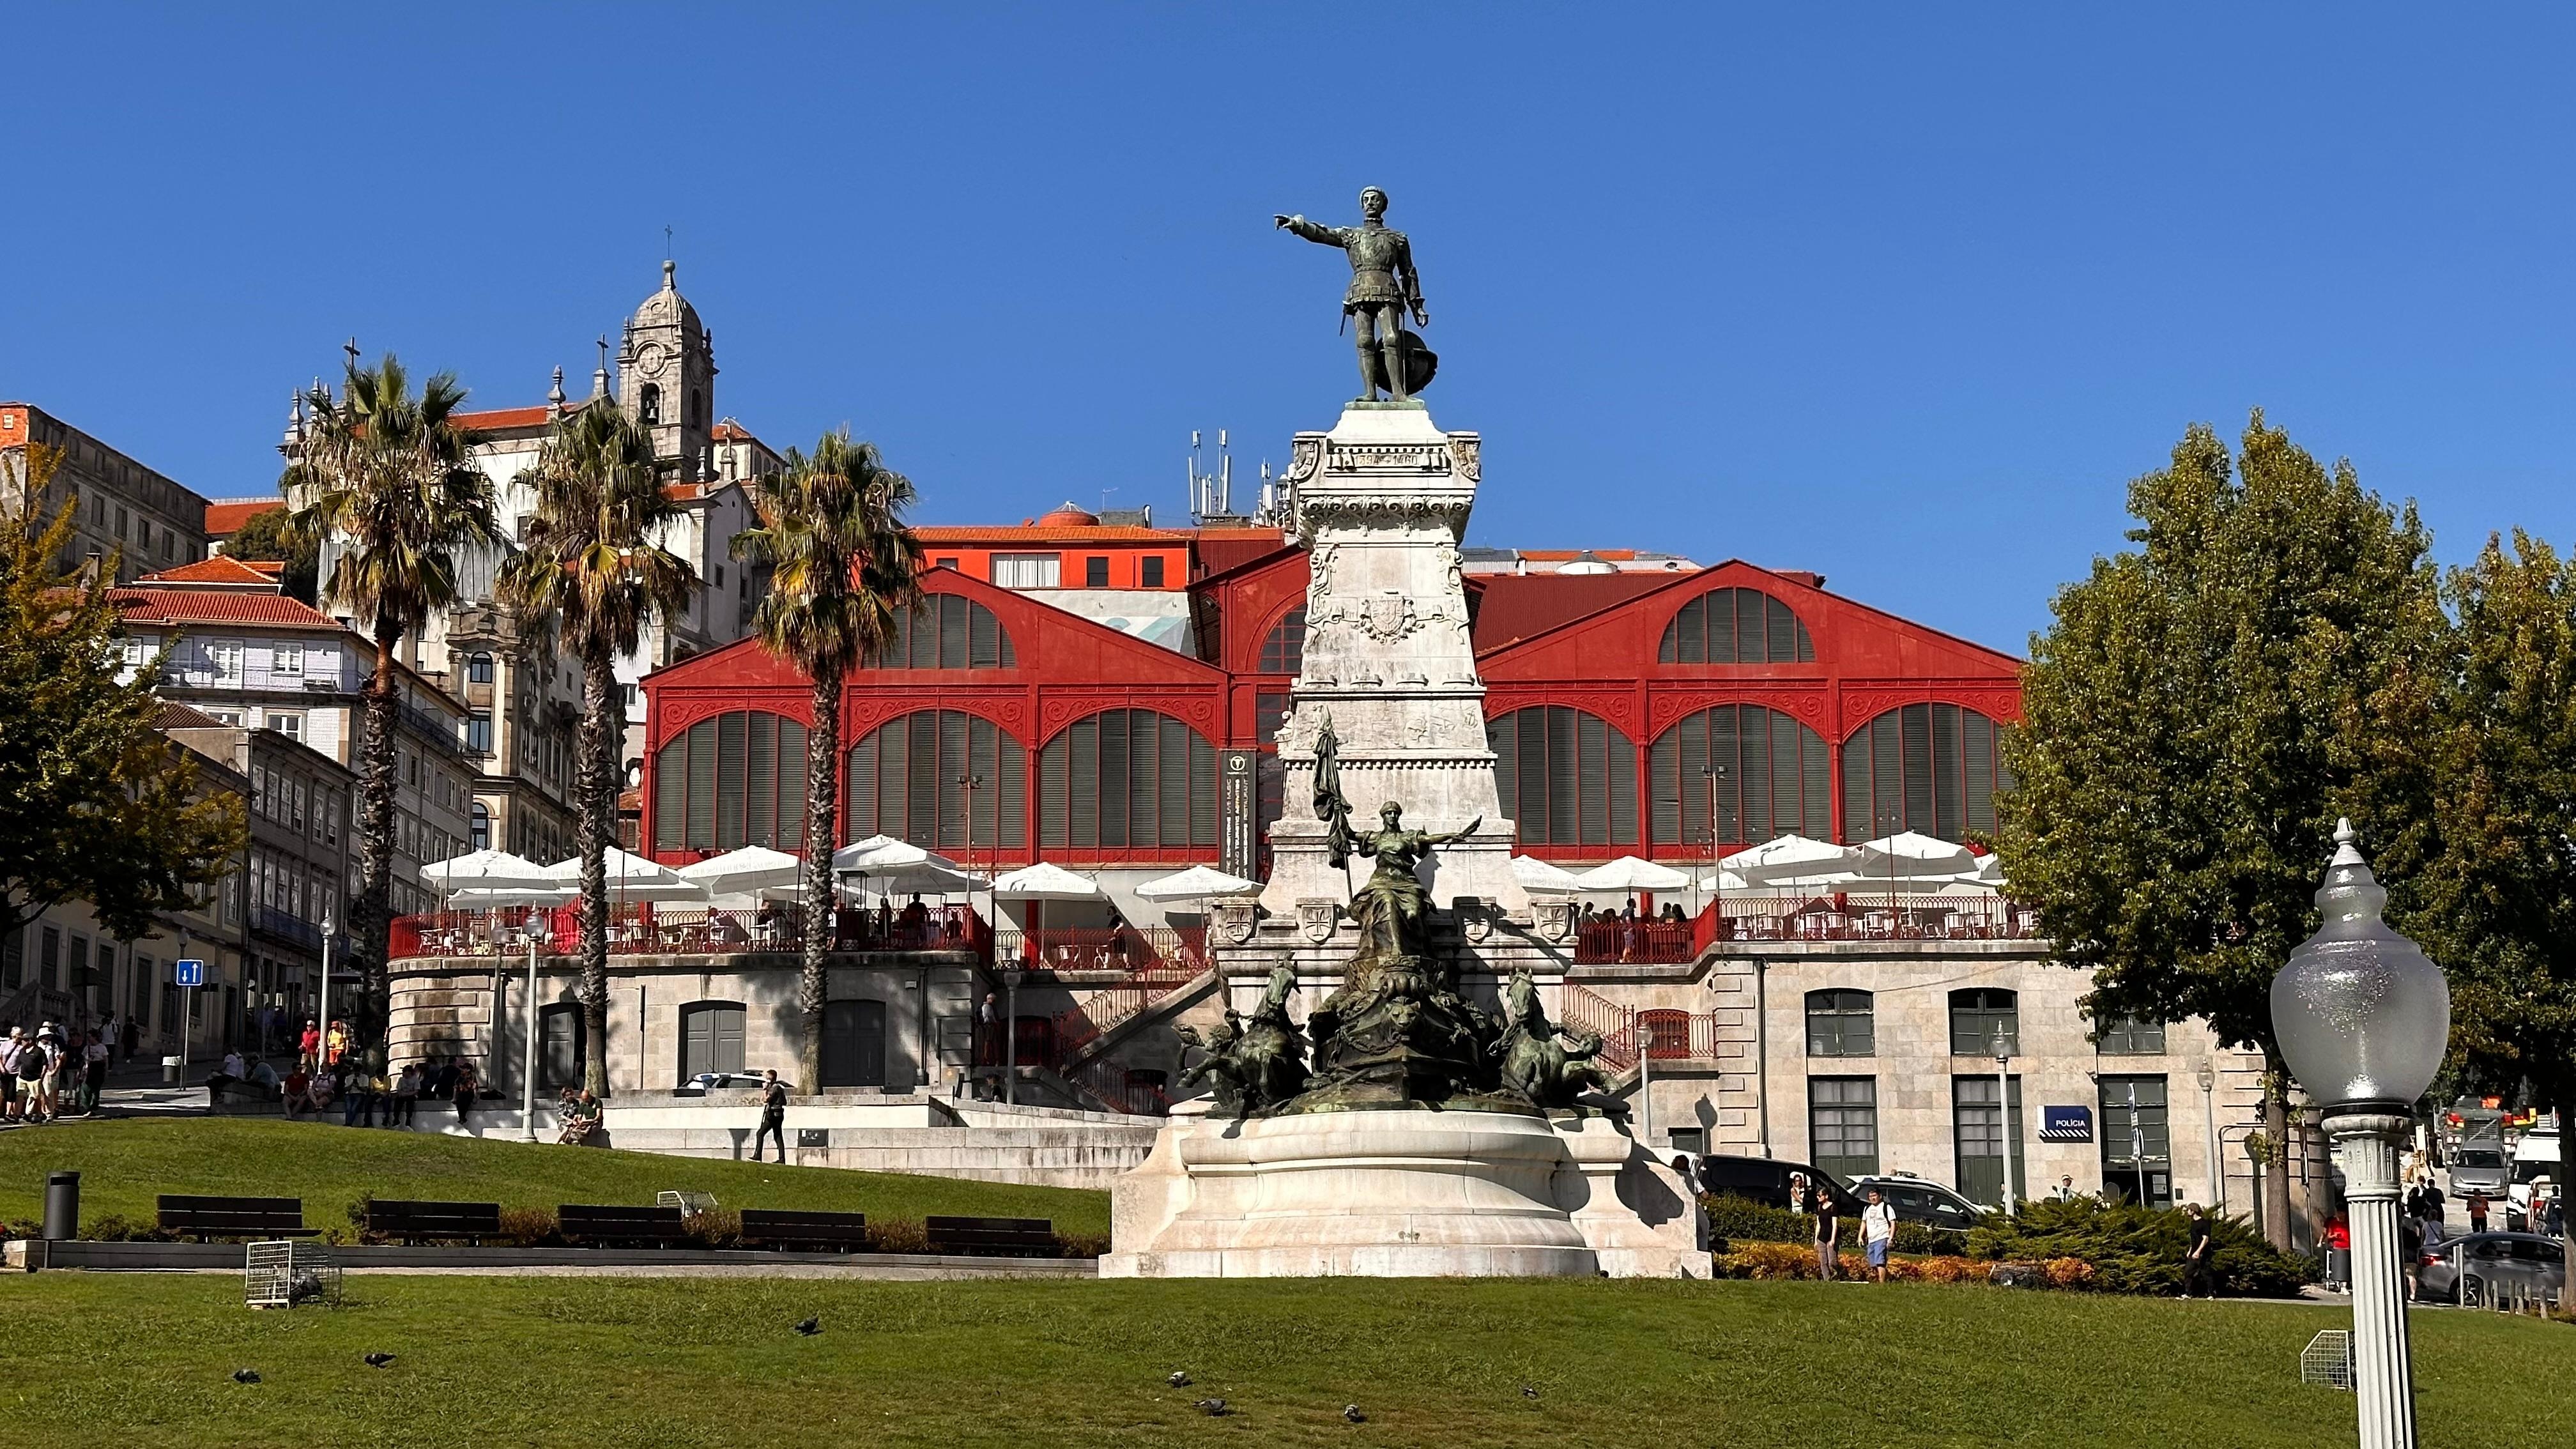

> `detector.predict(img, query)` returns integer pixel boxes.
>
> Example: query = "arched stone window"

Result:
[652,710,809,851]
[873,595,1016,669]
[638,383,662,426]
[468,801,491,852]
[1805,989,1874,1057]
[1487,705,1637,847]
[1648,703,1830,847]
[1659,587,1816,664]
[1841,702,2013,843]
[847,709,1027,850]
[1037,709,1216,849]
[1257,605,1307,674]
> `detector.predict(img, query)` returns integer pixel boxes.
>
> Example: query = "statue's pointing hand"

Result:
[1273,213,1301,229]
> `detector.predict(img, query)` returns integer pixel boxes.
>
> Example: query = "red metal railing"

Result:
[1029,929,1212,1061]
[388,903,992,960]
[1637,1008,1724,1061]
[1558,981,1639,1072]
[1712,895,2037,942]
[1573,915,1701,965]
[993,926,1207,976]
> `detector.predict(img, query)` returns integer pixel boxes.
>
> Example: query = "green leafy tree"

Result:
[283,357,500,1064]
[220,505,319,604]
[0,444,246,962]
[498,404,694,1098]
[1998,413,2448,1250]
[732,429,922,1093]
[2414,531,2576,1277]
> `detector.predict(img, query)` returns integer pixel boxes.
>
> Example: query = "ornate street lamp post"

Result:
[2270,820,2449,1449]
[1992,1024,2017,1217]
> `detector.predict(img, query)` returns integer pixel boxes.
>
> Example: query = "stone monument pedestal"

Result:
[1101,1103,1707,1278]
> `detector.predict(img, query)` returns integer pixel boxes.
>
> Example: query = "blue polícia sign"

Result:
[173,958,204,988]
[2041,1105,2094,1142]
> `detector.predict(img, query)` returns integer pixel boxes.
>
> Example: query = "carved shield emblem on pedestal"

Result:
[1452,895,1491,944]
[1213,898,1258,946]
[1358,590,1417,643]
[1534,899,1576,943]
[1297,897,1340,944]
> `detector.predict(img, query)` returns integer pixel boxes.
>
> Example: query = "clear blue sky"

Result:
[6,4,2572,652]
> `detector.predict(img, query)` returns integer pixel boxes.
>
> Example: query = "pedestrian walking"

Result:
[2180,1202,2216,1298]
[0,1027,21,1122]
[13,1032,49,1124]
[755,1068,790,1162]
[298,1019,321,1072]
[2053,1174,2078,1202]
[389,1063,420,1127]
[1807,1179,1841,1280]
[1860,1188,1898,1283]
[2466,1191,2489,1234]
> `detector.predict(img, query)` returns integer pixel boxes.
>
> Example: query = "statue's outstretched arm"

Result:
[1274,214,1346,247]
[1396,234,1429,326]
[1427,815,1483,846]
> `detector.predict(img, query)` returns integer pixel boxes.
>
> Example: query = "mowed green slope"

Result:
[0,1119,1110,1234]
[5,1275,2567,1449]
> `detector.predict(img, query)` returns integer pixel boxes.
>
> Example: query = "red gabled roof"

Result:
[203,499,276,537]
[1468,571,1682,652]
[710,419,759,445]
[111,588,342,629]
[137,555,282,590]
[155,699,234,731]
[1190,528,1294,579]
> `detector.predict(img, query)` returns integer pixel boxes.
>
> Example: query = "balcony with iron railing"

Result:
[388,902,993,962]
[250,905,325,952]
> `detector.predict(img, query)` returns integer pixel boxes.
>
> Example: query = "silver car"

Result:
[1848,1174,1988,1232]
[2415,1231,2567,1307]
[2448,1142,2513,1200]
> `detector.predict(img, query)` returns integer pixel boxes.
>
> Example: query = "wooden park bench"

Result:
[556,1203,686,1247]
[157,1195,318,1242]
[738,1208,870,1252]
[924,1215,1056,1258]
[364,1200,503,1245]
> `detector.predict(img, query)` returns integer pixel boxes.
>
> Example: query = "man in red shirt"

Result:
[297,1020,321,1071]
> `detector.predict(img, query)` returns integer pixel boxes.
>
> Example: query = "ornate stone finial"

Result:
[662,257,677,290]
[548,365,567,414]
[2331,816,2363,866]
[593,336,612,399]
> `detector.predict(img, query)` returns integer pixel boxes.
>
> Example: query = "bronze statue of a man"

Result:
[1275,187,1434,402]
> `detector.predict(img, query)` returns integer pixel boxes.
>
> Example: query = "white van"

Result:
[2510,1130,2561,1223]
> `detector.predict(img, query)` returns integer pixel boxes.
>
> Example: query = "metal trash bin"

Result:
[162,1055,182,1085]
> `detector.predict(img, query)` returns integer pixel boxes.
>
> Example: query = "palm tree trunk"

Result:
[577,649,617,1098]
[800,670,843,1095]
[2262,1048,2294,1252]
[355,621,403,1071]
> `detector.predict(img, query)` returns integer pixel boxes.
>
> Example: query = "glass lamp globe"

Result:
[2269,819,2449,1113]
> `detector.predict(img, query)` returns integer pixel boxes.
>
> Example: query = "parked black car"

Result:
[1695,1154,1864,1214]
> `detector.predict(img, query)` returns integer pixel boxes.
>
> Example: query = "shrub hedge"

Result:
[1698,1193,1964,1257]
[1963,1196,2310,1297]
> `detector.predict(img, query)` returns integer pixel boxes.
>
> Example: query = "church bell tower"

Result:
[616,259,717,480]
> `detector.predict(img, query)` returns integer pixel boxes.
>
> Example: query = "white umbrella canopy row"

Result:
[1572,855,1695,894]
[421,849,552,896]
[989,862,1103,901]
[1135,864,1261,901]
[539,847,708,903]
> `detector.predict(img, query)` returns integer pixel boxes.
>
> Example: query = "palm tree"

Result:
[284,356,499,1067]
[734,429,923,1092]
[498,403,695,1098]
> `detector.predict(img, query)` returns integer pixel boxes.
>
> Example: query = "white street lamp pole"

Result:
[2198,1062,2223,1215]
[2271,822,2450,1449]
[1637,1008,1654,1146]
[1000,965,1022,1107]
[520,930,540,1142]
[316,914,332,1072]
[1993,1024,2016,1217]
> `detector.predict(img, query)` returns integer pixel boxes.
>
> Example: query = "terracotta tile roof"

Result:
[154,699,234,731]
[1468,572,1681,652]
[137,555,282,589]
[710,419,758,444]
[243,559,284,577]
[203,499,277,537]
[111,588,344,630]
[914,525,1186,544]
[452,404,555,433]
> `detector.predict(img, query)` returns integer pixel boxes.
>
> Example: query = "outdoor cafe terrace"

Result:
[387,892,2040,969]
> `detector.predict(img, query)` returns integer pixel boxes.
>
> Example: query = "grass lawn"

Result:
[1,1274,2564,1448]
[0,1119,1110,1236]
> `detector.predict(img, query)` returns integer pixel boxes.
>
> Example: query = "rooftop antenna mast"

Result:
[1188,429,1235,522]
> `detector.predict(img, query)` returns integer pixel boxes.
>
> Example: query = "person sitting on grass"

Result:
[280,1064,320,1119]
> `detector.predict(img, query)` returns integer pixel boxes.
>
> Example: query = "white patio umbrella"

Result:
[1692,870,1754,893]
[831,834,933,873]
[540,847,709,903]
[1571,855,1695,894]
[420,848,552,897]
[1509,855,1588,894]
[1719,834,1856,887]
[989,862,1103,900]
[1854,831,1980,878]
[441,885,575,908]
[677,845,805,897]
[1135,864,1262,900]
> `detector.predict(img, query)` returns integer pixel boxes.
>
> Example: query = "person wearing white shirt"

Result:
[1860,1188,1899,1283]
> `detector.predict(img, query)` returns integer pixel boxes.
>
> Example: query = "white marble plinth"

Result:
[1100,1103,1706,1278]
